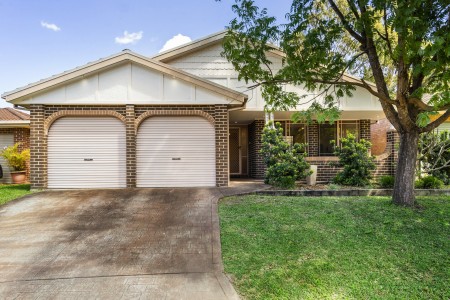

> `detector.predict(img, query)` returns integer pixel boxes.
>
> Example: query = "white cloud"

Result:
[159,34,192,53]
[41,21,61,32]
[115,31,143,45]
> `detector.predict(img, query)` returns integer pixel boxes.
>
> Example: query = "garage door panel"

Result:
[48,117,126,189]
[137,116,216,187]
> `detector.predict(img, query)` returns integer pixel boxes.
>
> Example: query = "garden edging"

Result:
[253,189,450,197]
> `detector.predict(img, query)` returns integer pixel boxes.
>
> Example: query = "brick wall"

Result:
[214,105,229,187]
[30,105,46,188]
[371,118,393,155]
[248,120,265,179]
[125,105,136,188]
[307,122,319,156]
[360,119,371,141]
[248,118,398,183]
[30,104,229,188]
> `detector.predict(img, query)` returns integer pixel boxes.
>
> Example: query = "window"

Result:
[289,123,307,145]
[319,120,360,156]
[319,122,337,156]
[339,121,359,140]
[277,120,308,149]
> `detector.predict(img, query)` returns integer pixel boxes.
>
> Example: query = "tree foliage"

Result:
[261,122,311,188]
[222,0,450,205]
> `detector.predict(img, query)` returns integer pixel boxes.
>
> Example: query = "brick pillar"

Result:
[215,105,228,187]
[126,105,136,188]
[308,121,319,156]
[249,119,265,179]
[29,105,47,189]
[387,130,399,175]
[360,119,371,141]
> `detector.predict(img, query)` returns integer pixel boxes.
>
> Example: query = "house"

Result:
[0,108,30,183]
[1,31,395,189]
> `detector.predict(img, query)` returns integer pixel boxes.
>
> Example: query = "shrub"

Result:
[332,133,376,186]
[261,121,311,189]
[415,176,444,189]
[379,175,395,188]
[1,143,30,172]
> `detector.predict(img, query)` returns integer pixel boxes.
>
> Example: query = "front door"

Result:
[229,127,240,174]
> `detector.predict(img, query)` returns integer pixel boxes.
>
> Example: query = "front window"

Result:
[319,120,360,156]
[339,121,359,140]
[319,122,337,156]
[280,121,308,145]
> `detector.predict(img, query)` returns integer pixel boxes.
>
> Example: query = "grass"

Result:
[219,195,450,300]
[0,184,33,206]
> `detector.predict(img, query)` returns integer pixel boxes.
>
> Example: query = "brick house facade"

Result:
[2,34,400,189]
[245,117,398,182]
[29,104,229,189]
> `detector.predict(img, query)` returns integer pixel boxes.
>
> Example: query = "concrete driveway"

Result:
[0,183,265,299]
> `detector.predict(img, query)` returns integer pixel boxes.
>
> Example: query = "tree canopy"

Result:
[222,0,450,206]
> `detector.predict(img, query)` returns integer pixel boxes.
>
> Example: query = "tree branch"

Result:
[420,109,450,133]
[346,0,360,19]
[327,0,365,43]
[409,97,450,112]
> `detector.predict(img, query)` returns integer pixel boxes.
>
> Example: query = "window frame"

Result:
[318,120,360,156]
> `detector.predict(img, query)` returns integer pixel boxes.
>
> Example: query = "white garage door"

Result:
[137,116,216,187]
[0,134,14,184]
[48,117,126,189]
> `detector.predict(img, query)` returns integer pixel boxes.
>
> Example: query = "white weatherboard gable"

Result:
[164,42,383,112]
[12,62,235,105]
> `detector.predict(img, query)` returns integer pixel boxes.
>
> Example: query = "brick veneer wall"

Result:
[30,105,46,188]
[248,120,265,179]
[307,122,319,156]
[360,119,371,141]
[29,104,229,188]
[0,127,31,180]
[371,118,393,155]
[248,118,397,183]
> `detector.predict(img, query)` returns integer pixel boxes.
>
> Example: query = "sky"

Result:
[0,0,292,108]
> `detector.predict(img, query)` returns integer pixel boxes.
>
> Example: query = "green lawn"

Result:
[0,184,33,206]
[219,195,450,300]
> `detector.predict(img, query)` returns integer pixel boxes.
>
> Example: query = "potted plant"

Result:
[1,143,30,184]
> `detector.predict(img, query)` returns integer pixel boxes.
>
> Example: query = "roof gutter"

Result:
[228,96,248,112]
[0,120,30,128]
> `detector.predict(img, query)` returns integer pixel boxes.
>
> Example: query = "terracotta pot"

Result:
[11,171,26,184]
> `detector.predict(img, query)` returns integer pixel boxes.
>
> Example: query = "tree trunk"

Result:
[392,130,420,206]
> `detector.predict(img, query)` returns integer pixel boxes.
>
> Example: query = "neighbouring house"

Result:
[1,31,397,189]
[0,108,30,183]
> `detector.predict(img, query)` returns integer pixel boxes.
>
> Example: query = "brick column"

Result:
[249,119,265,179]
[215,105,228,187]
[126,105,136,188]
[360,119,371,141]
[29,105,47,189]
[307,121,319,156]
[387,130,400,175]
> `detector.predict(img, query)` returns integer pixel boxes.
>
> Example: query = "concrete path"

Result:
[0,181,267,300]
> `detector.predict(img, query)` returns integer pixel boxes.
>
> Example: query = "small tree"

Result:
[418,131,450,184]
[261,122,311,188]
[1,143,30,172]
[332,134,376,186]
